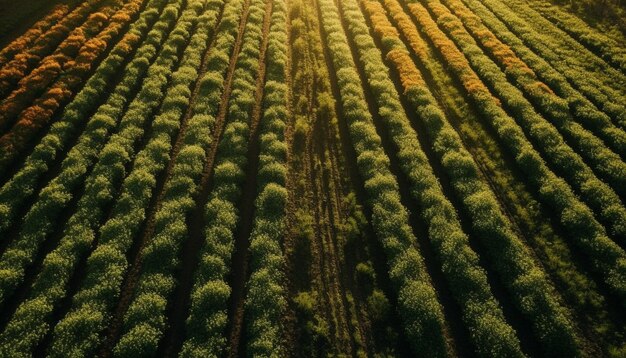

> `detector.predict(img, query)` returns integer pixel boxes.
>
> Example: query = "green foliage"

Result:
[316,0,450,355]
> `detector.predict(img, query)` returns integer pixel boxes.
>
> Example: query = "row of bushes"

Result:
[366,0,582,355]
[443,0,626,165]
[180,0,271,355]
[525,0,626,73]
[0,0,176,235]
[0,3,118,133]
[0,4,72,67]
[316,0,452,355]
[0,0,105,98]
[44,1,213,356]
[244,0,289,355]
[0,0,183,308]
[100,0,248,354]
[407,1,626,304]
[341,0,528,355]
[0,0,146,169]
[0,0,188,312]
[505,0,626,97]
[420,0,626,247]
[381,0,618,353]
[437,0,626,192]
[0,0,174,355]
[466,0,626,130]
[426,0,626,246]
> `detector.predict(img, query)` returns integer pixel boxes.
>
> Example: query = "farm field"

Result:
[0,0,624,356]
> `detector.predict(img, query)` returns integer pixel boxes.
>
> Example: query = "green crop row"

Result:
[441,0,626,164]
[0,0,182,308]
[244,0,288,355]
[180,0,271,355]
[45,1,215,356]
[0,0,173,234]
[407,1,626,304]
[366,0,582,355]
[418,0,626,247]
[0,0,147,170]
[316,0,452,355]
[524,0,626,73]
[503,0,626,98]
[0,0,175,355]
[111,0,252,353]
[340,0,527,356]
[464,0,626,130]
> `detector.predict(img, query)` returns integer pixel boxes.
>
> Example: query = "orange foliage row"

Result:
[0,0,146,158]
[0,8,115,132]
[0,0,104,97]
[402,1,500,106]
[430,0,554,95]
[362,0,425,90]
[0,5,72,67]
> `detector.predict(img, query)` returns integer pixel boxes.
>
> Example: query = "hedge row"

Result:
[244,0,289,355]
[317,0,452,355]
[441,0,626,162]
[0,0,173,355]
[0,4,72,67]
[44,1,212,356]
[0,0,175,235]
[180,0,272,355]
[0,0,105,98]
[417,0,626,247]
[0,0,147,166]
[407,1,626,303]
[0,0,189,312]
[464,0,626,130]
[366,0,582,355]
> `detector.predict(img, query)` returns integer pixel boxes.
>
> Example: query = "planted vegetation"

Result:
[0,0,624,356]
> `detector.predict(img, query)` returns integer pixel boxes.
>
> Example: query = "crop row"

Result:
[0,0,175,238]
[526,0,626,73]
[339,0,533,355]
[180,0,272,355]
[0,0,184,306]
[441,0,626,165]
[406,1,626,303]
[0,0,147,168]
[365,0,582,355]
[378,0,621,353]
[419,0,626,249]
[0,2,119,134]
[0,5,73,68]
[316,0,454,355]
[0,0,196,354]
[503,0,626,98]
[43,1,217,356]
[0,0,174,355]
[0,0,189,313]
[465,0,626,130]
[0,0,105,98]
[435,0,626,191]
[243,0,289,355]
[79,0,226,355]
